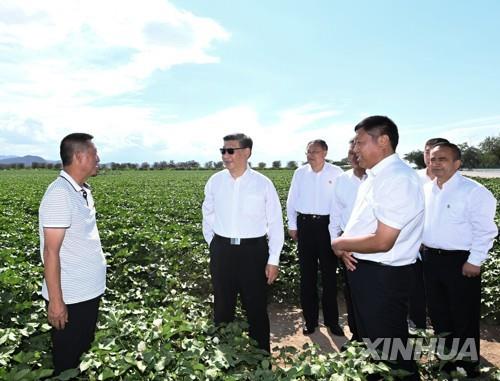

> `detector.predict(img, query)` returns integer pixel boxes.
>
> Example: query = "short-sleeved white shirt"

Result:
[39,170,106,304]
[343,154,424,266]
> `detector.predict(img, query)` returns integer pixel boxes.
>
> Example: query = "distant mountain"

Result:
[0,155,59,166]
[0,155,17,159]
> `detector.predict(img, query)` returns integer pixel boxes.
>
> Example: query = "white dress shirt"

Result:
[343,154,424,266]
[286,162,343,230]
[328,169,367,240]
[417,168,432,185]
[202,167,285,266]
[422,172,498,266]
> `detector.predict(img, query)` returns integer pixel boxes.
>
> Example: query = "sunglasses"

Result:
[220,147,246,155]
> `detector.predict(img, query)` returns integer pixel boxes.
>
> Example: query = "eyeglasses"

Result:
[220,147,246,155]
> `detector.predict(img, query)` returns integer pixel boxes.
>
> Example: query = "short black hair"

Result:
[223,133,253,150]
[431,142,461,161]
[354,115,399,151]
[307,139,328,151]
[425,137,449,147]
[60,133,94,166]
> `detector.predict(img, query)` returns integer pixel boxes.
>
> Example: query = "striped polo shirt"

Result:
[39,170,106,304]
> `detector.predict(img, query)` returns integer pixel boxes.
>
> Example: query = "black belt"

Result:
[422,245,469,256]
[355,258,415,269]
[298,213,329,221]
[214,234,265,246]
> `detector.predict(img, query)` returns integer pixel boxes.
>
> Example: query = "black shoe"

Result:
[328,324,344,336]
[302,325,316,335]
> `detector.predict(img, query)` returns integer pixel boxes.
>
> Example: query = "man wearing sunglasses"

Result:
[202,133,284,353]
[39,133,105,376]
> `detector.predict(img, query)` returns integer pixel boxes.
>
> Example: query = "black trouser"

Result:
[408,257,427,329]
[422,247,480,375]
[348,259,419,380]
[209,234,270,352]
[297,214,339,329]
[48,295,101,376]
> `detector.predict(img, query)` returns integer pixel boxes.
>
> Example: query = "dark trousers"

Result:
[348,260,419,380]
[422,249,480,374]
[209,234,270,352]
[408,257,427,329]
[48,295,101,376]
[297,215,339,329]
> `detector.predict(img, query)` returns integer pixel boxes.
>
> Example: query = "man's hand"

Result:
[288,229,298,241]
[48,299,68,330]
[462,262,481,278]
[341,251,358,271]
[265,264,279,284]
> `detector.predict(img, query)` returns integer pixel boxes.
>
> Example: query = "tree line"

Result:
[405,135,500,170]
[2,135,497,171]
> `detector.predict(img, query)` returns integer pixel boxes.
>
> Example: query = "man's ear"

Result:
[454,159,462,171]
[246,148,252,159]
[73,150,83,164]
[378,134,390,148]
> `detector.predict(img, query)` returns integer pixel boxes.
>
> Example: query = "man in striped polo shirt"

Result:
[39,133,106,375]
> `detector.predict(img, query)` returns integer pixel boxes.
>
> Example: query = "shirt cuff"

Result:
[467,251,487,267]
[267,252,280,266]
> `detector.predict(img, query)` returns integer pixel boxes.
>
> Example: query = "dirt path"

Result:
[269,301,500,368]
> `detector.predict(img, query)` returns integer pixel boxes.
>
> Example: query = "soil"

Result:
[268,300,500,368]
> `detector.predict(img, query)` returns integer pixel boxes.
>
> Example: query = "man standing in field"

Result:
[332,116,423,380]
[39,133,106,375]
[202,133,284,353]
[329,138,366,341]
[408,137,449,331]
[286,139,344,336]
[422,142,497,377]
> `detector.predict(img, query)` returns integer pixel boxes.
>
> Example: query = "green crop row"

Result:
[0,169,498,380]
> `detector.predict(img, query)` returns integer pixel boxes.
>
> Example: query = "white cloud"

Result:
[0,0,233,160]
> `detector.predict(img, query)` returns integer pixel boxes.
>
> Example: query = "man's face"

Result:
[429,146,460,183]
[221,139,249,172]
[353,129,383,169]
[423,144,432,167]
[347,145,360,169]
[306,143,327,167]
[79,142,100,177]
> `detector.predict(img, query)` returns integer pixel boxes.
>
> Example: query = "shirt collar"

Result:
[59,170,90,192]
[348,169,367,181]
[224,164,252,180]
[366,153,399,178]
[307,162,327,174]
[433,171,461,190]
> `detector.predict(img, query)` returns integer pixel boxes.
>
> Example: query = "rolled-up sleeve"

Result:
[286,170,299,230]
[329,185,342,241]
[201,178,215,245]
[266,180,285,266]
[467,186,498,266]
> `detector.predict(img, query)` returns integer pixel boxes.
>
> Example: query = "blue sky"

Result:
[1,0,499,165]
